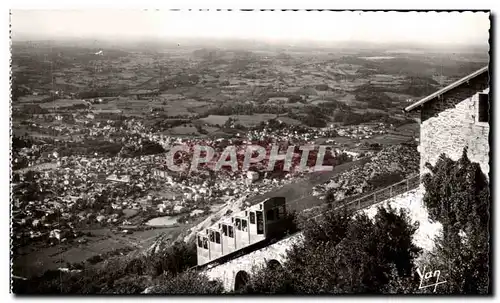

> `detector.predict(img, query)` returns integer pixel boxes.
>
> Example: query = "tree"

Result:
[422,147,490,294]
[149,271,224,294]
[146,241,198,277]
[299,209,351,248]
[238,260,295,294]
[239,206,420,294]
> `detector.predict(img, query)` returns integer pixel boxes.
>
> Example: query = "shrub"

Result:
[422,148,490,294]
[149,271,224,294]
[146,241,198,277]
[368,171,404,188]
[238,262,294,294]
[238,206,420,294]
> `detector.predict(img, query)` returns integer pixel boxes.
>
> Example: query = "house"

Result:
[404,66,490,178]
[152,169,174,183]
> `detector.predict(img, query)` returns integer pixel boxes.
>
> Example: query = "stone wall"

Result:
[203,233,303,292]
[202,187,440,292]
[419,87,490,178]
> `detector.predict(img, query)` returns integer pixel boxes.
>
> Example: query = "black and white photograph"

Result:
[8,8,492,295]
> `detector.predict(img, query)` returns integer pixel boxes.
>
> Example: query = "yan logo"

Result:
[416,266,447,292]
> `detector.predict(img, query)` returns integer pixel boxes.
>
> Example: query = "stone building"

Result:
[404,66,490,178]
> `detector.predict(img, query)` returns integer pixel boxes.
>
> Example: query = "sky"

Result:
[10,10,490,46]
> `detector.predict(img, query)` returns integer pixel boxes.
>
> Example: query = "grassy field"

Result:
[167,125,199,135]
[365,135,416,146]
[199,113,278,127]
[385,92,418,102]
[230,114,277,127]
[367,74,406,86]
[352,108,387,114]
[396,122,419,134]
[200,115,231,126]
[337,93,366,106]
[17,95,51,103]
[275,116,302,126]
[39,99,88,109]
[90,97,210,117]
[12,225,185,279]
[363,123,419,146]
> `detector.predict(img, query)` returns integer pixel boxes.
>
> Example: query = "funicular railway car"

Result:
[197,197,288,266]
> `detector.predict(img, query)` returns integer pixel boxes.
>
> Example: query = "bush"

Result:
[238,206,420,294]
[146,242,198,277]
[149,271,224,294]
[298,209,351,248]
[238,262,294,294]
[368,171,404,188]
[107,275,152,294]
[422,148,490,294]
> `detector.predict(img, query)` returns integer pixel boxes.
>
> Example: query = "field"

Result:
[231,114,277,127]
[352,108,387,114]
[200,115,231,126]
[275,116,302,126]
[167,125,199,135]
[368,74,406,86]
[363,123,419,146]
[12,226,185,278]
[39,99,88,109]
[17,95,51,103]
[89,97,213,117]
[200,113,279,127]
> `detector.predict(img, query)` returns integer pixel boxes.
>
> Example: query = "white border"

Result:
[3,0,499,10]
[2,0,498,302]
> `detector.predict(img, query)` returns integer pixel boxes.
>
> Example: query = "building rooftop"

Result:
[404,65,489,112]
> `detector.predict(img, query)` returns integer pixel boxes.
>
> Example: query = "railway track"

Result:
[192,174,420,272]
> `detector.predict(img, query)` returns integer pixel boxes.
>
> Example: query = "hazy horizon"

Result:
[10,10,490,49]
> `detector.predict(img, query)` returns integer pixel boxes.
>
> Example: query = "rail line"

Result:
[194,174,421,271]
